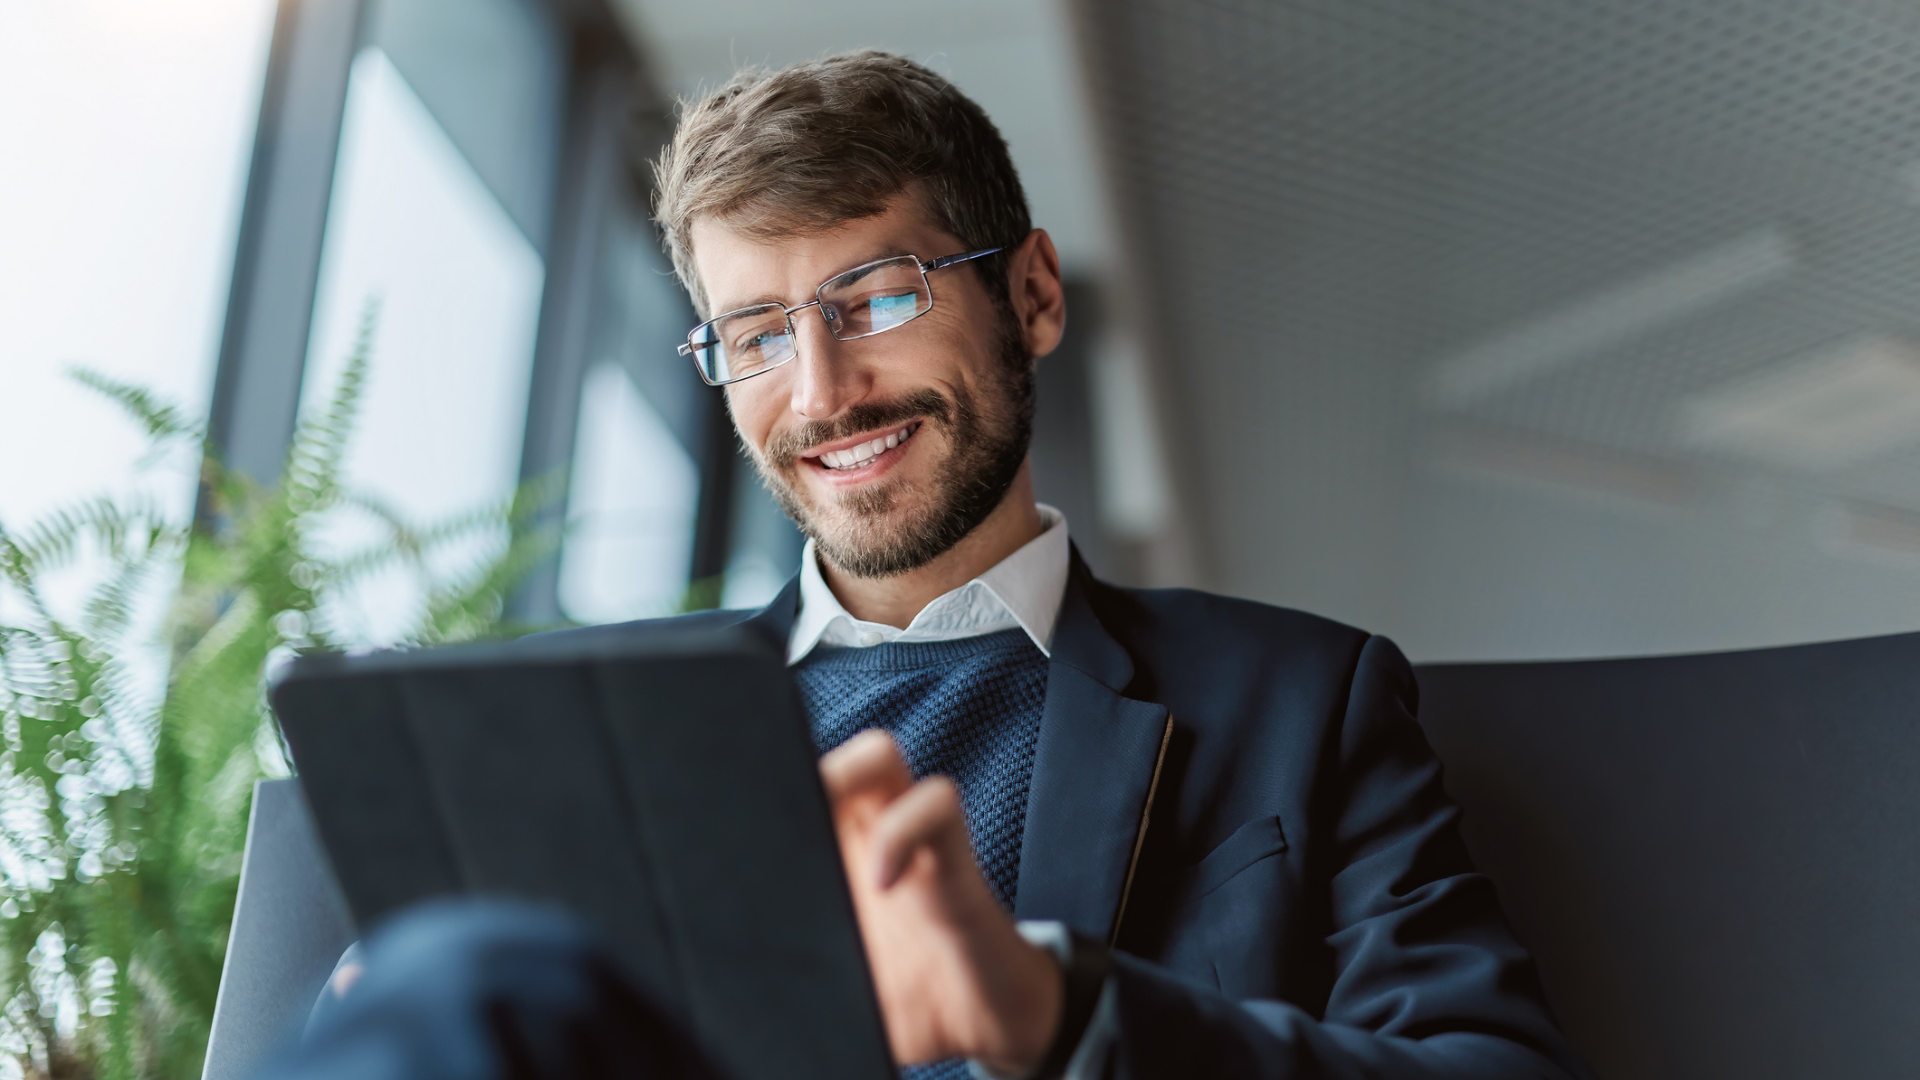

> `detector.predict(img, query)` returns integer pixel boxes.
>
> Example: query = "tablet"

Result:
[270,626,894,1080]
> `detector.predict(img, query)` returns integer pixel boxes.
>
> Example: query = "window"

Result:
[299,49,545,644]
[557,363,700,623]
[0,0,275,688]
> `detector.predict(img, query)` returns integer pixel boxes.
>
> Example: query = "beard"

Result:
[748,325,1035,579]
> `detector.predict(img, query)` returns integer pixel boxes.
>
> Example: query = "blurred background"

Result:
[11,0,1920,662]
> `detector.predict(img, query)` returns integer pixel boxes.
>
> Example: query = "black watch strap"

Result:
[1030,928,1114,1080]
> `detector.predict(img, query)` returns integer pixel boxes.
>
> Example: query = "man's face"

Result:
[692,195,1033,578]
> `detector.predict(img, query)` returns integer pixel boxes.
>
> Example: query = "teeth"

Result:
[820,424,915,470]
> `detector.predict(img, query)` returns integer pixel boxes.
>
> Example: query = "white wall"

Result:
[1398,471,1920,662]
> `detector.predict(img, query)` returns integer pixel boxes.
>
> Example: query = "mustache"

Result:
[763,389,953,468]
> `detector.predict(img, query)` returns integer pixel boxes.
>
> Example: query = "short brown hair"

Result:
[653,50,1032,316]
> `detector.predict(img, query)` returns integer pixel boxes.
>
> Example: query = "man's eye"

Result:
[865,291,920,330]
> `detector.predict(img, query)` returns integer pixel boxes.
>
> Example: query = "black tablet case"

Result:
[270,627,895,1080]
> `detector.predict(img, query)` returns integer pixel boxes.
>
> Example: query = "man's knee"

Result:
[274,898,720,1080]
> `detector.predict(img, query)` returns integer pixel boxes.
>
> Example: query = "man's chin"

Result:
[804,502,946,580]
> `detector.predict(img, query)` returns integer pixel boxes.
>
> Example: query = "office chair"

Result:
[201,779,356,1080]
[1417,631,1920,1079]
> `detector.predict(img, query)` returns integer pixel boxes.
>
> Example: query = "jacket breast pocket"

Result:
[1175,815,1288,910]
[1164,815,1293,996]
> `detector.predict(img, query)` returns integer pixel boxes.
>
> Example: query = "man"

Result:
[284,49,1588,1080]
[616,49,1583,1080]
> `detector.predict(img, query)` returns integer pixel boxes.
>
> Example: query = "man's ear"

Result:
[1008,228,1066,360]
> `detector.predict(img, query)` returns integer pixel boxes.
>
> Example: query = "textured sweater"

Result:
[796,629,1052,1080]
[793,627,1051,912]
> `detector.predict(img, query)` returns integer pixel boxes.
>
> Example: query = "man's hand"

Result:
[820,729,1064,1074]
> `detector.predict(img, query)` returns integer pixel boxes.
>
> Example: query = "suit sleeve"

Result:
[1102,635,1593,1080]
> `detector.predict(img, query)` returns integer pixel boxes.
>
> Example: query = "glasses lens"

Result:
[818,257,931,341]
[694,305,795,383]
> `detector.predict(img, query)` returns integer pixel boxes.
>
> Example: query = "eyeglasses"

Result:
[677,247,1003,386]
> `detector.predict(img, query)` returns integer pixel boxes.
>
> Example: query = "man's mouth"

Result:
[804,421,921,473]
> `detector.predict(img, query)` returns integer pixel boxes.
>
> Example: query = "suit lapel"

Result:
[733,575,800,650]
[1013,555,1172,944]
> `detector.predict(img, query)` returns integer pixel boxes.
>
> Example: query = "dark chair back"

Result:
[1416,632,1920,1079]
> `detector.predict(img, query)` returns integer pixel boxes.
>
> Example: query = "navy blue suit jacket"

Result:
[555,551,1589,1079]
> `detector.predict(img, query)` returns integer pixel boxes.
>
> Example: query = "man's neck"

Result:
[819,462,1046,629]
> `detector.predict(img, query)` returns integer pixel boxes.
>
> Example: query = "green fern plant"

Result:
[0,308,559,1080]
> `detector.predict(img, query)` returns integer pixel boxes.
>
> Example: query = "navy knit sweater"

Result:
[793,628,1050,912]
[795,629,1050,1080]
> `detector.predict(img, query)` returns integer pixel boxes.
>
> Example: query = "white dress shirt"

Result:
[787,504,1070,665]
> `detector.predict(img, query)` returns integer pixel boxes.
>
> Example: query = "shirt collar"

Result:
[787,504,1070,665]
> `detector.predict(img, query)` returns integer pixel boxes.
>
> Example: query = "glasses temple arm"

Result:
[923,246,1005,273]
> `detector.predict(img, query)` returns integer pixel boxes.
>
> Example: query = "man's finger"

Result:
[820,729,915,807]
[869,775,972,889]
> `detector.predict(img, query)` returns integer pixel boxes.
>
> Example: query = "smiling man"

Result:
[630,50,1585,1080]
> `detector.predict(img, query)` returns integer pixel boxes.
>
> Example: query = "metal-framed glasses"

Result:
[677,247,1003,386]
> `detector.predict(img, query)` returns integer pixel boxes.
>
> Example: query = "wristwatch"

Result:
[970,921,1116,1080]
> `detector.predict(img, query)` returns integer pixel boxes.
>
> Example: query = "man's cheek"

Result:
[725,391,772,454]
[742,425,780,469]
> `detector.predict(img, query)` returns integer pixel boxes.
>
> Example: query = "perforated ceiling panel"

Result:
[1072,0,1920,615]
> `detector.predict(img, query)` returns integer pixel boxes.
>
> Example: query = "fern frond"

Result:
[68,369,204,447]
[416,521,561,645]
[1,499,176,579]
[282,299,378,516]
[81,557,153,646]
[401,500,502,553]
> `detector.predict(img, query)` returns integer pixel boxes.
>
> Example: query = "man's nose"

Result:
[788,308,867,420]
